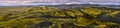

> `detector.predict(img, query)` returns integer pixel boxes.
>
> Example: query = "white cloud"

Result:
[0,0,120,6]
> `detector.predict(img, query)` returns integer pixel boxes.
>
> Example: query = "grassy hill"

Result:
[0,5,120,28]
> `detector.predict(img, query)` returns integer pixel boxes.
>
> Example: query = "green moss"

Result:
[0,6,120,28]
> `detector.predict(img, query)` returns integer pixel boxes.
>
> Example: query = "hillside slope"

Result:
[0,6,120,28]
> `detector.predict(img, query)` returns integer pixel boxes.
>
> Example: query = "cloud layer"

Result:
[0,0,120,6]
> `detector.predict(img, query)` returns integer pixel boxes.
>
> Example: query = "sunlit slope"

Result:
[0,6,120,28]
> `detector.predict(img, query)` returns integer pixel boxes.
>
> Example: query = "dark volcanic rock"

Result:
[97,12,120,24]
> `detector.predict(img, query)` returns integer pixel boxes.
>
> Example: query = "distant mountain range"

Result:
[1,4,120,9]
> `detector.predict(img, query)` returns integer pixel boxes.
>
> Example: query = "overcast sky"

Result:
[0,0,120,6]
